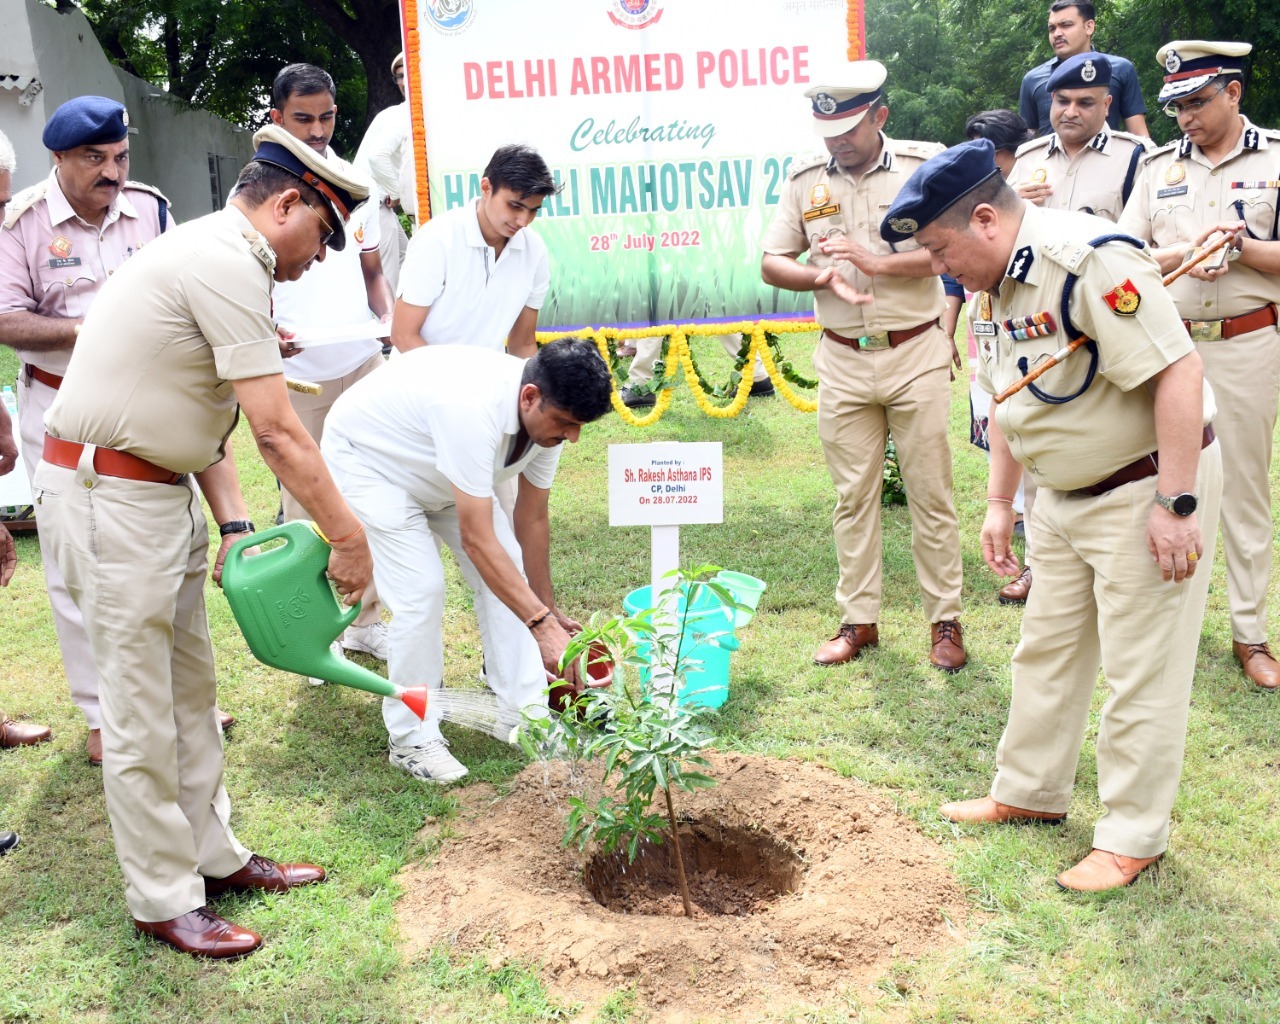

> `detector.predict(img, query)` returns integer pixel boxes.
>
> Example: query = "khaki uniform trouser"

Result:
[1197,327,1280,643]
[628,335,768,384]
[17,372,102,728]
[991,441,1223,858]
[282,350,386,628]
[33,459,249,921]
[375,203,408,297]
[812,328,963,624]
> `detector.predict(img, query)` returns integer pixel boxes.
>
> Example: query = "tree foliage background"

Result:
[44,0,1280,152]
[873,0,1280,145]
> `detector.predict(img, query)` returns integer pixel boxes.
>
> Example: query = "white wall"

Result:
[0,0,252,219]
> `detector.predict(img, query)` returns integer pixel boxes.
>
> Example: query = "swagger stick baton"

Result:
[993,233,1235,404]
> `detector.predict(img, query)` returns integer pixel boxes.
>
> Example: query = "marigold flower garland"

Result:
[536,321,822,425]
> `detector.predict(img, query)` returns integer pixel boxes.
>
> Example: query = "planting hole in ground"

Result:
[583,818,805,916]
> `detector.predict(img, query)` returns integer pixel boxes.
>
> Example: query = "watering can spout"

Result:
[220,522,426,718]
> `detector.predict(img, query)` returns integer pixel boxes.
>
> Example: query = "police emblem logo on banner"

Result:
[608,0,664,29]
[425,0,476,35]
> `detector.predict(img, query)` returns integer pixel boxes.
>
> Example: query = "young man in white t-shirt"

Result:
[321,340,613,782]
[268,63,396,663]
[390,144,558,358]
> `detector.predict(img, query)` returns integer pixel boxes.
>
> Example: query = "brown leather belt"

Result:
[43,434,185,485]
[25,365,64,390]
[824,320,937,351]
[1182,304,1278,342]
[1073,424,1215,497]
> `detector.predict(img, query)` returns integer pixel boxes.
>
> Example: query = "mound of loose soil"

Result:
[396,752,968,1022]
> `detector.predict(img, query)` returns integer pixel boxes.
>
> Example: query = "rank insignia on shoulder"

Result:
[1104,279,1141,315]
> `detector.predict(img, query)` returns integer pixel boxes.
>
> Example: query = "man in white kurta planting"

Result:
[321,340,613,782]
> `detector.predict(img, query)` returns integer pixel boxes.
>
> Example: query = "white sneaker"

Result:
[308,641,345,686]
[389,738,468,783]
[343,620,390,660]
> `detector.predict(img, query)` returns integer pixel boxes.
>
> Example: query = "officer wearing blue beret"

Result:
[0,95,182,766]
[884,139,1221,892]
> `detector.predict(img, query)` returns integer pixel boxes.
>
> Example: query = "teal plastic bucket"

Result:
[713,571,768,629]
[622,584,738,708]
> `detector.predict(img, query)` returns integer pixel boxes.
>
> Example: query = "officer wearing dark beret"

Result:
[0,95,178,766]
[884,139,1221,892]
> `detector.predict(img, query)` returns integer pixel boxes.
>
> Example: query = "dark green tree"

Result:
[45,0,403,152]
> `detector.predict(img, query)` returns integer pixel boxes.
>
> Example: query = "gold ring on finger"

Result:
[1187,552,1199,562]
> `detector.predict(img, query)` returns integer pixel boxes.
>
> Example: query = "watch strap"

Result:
[218,519,256,537]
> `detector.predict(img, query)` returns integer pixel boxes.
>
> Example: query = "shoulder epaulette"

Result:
[889,139,945,160]
[1040,238,1096,274]
[1014,136,1052,159]
[123,180,171,206]
[787,154,828,179]
[3,181,49,231]
[1137,139,1180,165]
[1109,129,1148,149]
[1258,126,1280,141]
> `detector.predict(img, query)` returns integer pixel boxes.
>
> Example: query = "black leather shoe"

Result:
[0,831,18,855]
[619,386,656,409]
[749,379,775,398]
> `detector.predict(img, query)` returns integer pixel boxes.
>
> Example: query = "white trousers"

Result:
[326,440,546,747]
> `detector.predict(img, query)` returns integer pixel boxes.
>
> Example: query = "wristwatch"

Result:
[1154,492,1197,517]
[218,519,256,537]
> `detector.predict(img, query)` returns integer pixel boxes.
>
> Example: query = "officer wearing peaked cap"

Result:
[1118,40,1280,691]
[33,129,374,958]
[761,61,967,673]
[0,95,174,765]
[884,139,1221,892]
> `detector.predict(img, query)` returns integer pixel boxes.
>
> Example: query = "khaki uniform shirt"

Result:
[46,207,283,474]
[973,205,1213,492]
[0,169,169,375]
[761,134,946,335]
[1118,116,1280,318]
[1009,126,1149,223]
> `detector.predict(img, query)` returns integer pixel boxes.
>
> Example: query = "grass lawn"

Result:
[1,332,1278,1024]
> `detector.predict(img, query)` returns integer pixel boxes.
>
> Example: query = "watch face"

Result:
[1172,493,1197,516]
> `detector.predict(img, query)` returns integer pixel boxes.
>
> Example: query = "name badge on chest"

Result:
[48,257,82,269]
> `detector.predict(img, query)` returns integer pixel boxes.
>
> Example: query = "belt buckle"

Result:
[859,332,891,351]
[1187,320,1222,343]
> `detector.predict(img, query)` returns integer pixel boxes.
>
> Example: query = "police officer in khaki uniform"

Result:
[999,54,1151,607]
[34,128,374,958]
[761,62,966,671]
[1118,41,1280,690]
[884,139,1221,891]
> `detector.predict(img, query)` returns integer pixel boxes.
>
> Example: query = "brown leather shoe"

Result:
[813,623,878,665]
[0,715,52,748]
[997,566,1033,605]
[204,853,326,897]
[1056,848,1162,892]
[940,795,1065,825]
[1233,641,1280,690]
[135,906,262,959]
[930,619,967,672]
[86,729,103,766]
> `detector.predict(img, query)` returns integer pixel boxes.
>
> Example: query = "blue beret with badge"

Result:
[42,96,129,152]
[880,139,1001,243]
[1047,51,1112,92]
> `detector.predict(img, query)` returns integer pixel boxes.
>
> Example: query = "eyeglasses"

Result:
[1163,82,1227,118]
[301,198,334,246]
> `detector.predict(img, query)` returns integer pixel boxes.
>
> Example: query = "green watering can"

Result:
[221,521,428,721]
